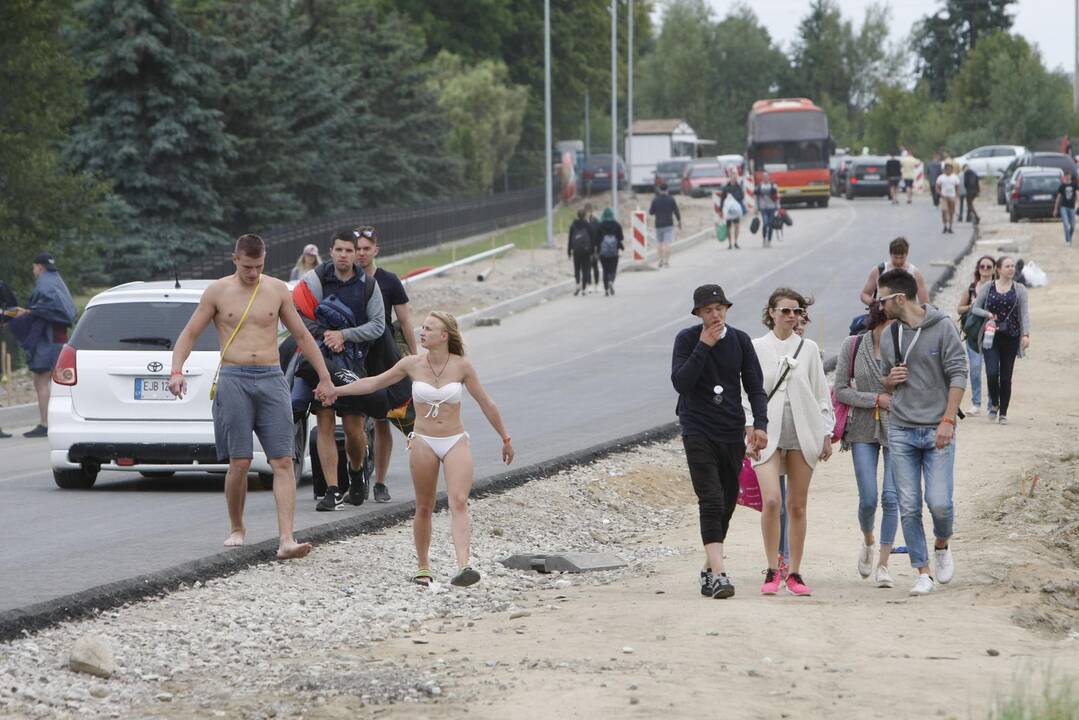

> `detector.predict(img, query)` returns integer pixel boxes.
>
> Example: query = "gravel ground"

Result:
[0,440,691,719]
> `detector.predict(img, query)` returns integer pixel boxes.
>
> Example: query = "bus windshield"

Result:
[749,110,828,143]
[750,140,829,170]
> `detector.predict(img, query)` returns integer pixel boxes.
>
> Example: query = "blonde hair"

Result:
[293,251,320,276]
[428,311,465,356]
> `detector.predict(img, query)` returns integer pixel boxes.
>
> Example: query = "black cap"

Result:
[691,284,732,315]
[32,252,56,268]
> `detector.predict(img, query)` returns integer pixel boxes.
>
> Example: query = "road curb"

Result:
[0,402,38,430]
[0,422,680,642]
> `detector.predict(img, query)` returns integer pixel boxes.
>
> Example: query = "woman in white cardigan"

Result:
[744,288,834,597]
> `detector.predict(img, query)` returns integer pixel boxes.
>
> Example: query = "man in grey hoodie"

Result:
[878,269,968,596]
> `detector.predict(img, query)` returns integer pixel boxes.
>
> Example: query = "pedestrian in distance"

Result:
[961,163,980,224]
[746,288,834,597]
[648,184,681,268]
[878,268,967,595]
[900,148,918,205]
[970,256,1030,425]
[324,311,513,588]
[585,204,601,290]
[926,152,943,207]
[6,252,77,438]
[671,285,769,599]
[568,208,594,296]
[885,154,902,205]
[720,170,744,249]
[834,302,899,588]
[355,225,418,503]
[595,208,624,296]
[956,255,997,416]
[935,164,961,233]
[168,233,335,559]
[755,171,781,248]
[1052,171,1078,247]
[858,237,930,309]
[289,243,321,282]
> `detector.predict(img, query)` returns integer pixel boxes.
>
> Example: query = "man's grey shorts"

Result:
[656,225,675,244]
[213,365,293,461]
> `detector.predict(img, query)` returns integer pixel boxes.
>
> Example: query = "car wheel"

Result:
[997,187,1005,205]
[54,466,98,490]
[1009,207,1019,222]
[845,186,853,200]
[139,471,175,479]
[819,197,829,208]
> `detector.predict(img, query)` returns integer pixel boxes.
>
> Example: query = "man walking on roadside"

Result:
[885,154,902,205]
[926,152,943,207]
[648,184,681,268]
[900,149,918,205]
[859,237,929,308]
[936,163,961,233]
[672,285,769,599]
[355,225,416,502]
[168,233,334,559]
[878,268,967,596]
[295,229,386,511]
[961,163,980,224]
[1052,171,1077,247]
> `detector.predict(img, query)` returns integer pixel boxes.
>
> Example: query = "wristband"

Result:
[170,370,184,376]
[874,394,881,409]
[940,416,956,426]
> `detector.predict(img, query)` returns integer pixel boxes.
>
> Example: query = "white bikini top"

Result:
[412,381,463,417]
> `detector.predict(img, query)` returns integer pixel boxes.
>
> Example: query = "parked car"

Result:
[715,154,745,176]
[653,158,691,194]
[830,155,852,196]
[681,161,728,198]
[48,280,314,489]
[997,157,1022,204]
[1006,167,1063,222]
[998,152,1075,205]
[954,145,1027,178]
[843,156,890,199]
[581,154,626,195]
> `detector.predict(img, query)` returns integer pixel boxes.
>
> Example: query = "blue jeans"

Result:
[851,442,899,545]
[887,426,956,569]
[966,346,983,408]
[1062,207,1075,245]
[760,209,776,243]
[778,476,789,563]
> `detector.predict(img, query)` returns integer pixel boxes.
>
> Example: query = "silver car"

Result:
[954,145,1027,178]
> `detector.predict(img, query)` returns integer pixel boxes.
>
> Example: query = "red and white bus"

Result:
[747,98,833,207]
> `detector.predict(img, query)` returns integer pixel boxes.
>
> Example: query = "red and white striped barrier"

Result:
[713,191,723,221]
[631,209,647,262]
[742,170,756,213]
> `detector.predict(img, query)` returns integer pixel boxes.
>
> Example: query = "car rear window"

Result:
[690,165,722,177]
[1033,155,1076,174]
[1023,176,1060,192]
[657,161,685,174]
[70,302,219,351]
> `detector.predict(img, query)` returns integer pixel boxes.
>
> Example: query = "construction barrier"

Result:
[631,209,648,262]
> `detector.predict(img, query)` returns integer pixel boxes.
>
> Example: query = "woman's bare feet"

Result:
[277,539,313,560]
[224,529,245,547]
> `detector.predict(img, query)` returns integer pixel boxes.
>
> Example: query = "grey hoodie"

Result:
[879,304,968,428]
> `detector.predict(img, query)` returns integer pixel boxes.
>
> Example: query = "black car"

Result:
[581,154,626,195]
[997,157,1021,205]
[653,158,690,194]
[999,152,1076,205]
[843,156,890,199]
[1006,168,1062,222]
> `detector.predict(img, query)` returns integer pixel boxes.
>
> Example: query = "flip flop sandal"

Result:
[450,566,481,587]
[412,568,433,587]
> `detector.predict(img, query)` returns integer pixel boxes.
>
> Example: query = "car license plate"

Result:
[134,377,175,401]
[1032,194,1052,201]
[864,174,880,180]
[785,188,801,195]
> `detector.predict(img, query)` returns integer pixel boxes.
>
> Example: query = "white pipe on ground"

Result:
[402,243,515,286]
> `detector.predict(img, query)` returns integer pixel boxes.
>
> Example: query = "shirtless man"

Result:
[859,236,929,307]
[168,233,335,559]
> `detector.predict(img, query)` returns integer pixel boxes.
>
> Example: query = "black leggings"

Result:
[600,256,619,289]
[984,332,1020,415]
[590,253,600,284]
[573,252,591,288]
[682,435,743,544]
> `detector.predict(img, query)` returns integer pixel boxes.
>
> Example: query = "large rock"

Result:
[68,634,114,678]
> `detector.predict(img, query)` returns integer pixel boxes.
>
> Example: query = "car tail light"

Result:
[1013,177,1022,199]
[53,344,77,386]
[850,177,858,184]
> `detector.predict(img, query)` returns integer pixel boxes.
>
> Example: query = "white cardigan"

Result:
[743,331,835,470]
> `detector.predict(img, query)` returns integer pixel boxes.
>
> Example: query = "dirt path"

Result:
[355,203,1079,718]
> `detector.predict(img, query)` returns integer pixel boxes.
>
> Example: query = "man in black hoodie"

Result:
[672,285,768,599]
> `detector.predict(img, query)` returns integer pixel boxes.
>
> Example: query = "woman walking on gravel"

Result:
[971,256,1030,425]
[956,255,997,415]
[594,208,624,296]
[745,289,833,596]
[327,311,514,587]
[834,303,898,587]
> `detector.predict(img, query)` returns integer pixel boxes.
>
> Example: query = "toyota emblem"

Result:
[147,361,164,373]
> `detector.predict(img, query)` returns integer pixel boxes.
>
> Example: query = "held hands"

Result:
[700,323,725,347]
[315,377,337,405]
[745,428,768,460]
[167,374,187,399]
[323,330,345,353]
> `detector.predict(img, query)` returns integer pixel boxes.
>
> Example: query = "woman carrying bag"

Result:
[744,288,834,597]
[956,255,996,415]
[971,256,1030,425]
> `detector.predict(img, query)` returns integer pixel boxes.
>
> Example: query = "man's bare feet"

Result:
[224,530,245,547]
[277,540,313,560]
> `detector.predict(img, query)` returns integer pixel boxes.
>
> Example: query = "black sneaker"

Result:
[712,573,735,599]
[700,569,715,597]
[0,427,11,439]
[23,424,48,438]
[316,487,344,511]
[373,482,391,502]
[343,466,366,506]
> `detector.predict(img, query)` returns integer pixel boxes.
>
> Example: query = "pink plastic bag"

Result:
[737,457,763,512]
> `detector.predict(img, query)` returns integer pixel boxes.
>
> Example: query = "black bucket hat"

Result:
[691,284,733,315]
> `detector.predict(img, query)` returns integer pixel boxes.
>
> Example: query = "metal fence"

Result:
[172,186,548,280]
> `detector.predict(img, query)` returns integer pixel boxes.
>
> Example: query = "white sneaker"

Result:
[874,565,894,588]
[966,406,980,416]
[910,574,936,596]
[858,542,874,578]
[935,547,955,584]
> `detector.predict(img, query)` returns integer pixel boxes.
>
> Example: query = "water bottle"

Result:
[982,319,997,350]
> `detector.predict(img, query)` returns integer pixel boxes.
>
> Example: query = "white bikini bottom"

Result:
[408,432,469,461]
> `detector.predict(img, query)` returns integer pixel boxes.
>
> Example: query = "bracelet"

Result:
[940,416,956,426]
[874,394,881,409]
[170,370,183,376]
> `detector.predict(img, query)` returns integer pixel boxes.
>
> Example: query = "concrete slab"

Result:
[499,552,627,574]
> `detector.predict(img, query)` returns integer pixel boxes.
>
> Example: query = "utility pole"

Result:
[543,0,554,248]
[610,0,618,218]
[584,90,590,161]
[627,0,634,196]
[1074,0,1078,113]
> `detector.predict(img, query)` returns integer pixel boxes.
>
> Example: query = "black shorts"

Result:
[887,177,900,187]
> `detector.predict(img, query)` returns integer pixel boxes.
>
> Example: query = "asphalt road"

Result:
[0,195,971,612]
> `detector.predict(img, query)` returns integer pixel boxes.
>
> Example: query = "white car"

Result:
[48,280,312,489]
[954,145,1027,178]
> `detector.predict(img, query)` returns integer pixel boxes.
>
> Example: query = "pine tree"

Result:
[69,0,233,281]
[914,0,1017,101]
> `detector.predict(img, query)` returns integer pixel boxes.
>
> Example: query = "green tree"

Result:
[68,0,233,282]
[428,52,528,193]
[913,0,1016,100]
[786,0,854,110]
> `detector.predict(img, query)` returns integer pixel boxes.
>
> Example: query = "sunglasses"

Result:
[877,292,904,306]
[353,227,377,240]
[772,307,805,316]
[978,263,994,270]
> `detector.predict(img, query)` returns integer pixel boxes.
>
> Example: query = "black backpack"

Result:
[570,225,592,254]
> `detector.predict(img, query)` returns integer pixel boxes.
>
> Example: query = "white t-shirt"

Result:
[937,174,960,199]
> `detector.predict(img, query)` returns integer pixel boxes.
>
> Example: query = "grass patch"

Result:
[989,671,1078,720]
[379,207,575,277]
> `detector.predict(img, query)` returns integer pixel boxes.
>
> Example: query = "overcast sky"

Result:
[699,0,1072,74]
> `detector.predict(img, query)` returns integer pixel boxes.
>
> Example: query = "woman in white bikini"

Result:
[329,311,513,587]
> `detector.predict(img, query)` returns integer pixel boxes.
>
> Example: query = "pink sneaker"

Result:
[760,568,782,595]
[777,555,789,580]
[785,572,812,596]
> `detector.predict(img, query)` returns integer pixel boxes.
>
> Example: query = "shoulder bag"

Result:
[829,334,863,444]
[209,276,261,401]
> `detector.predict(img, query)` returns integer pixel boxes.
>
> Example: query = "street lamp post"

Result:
[627,0,633,197]
[610,0,618,218]
[544,0,554,248]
